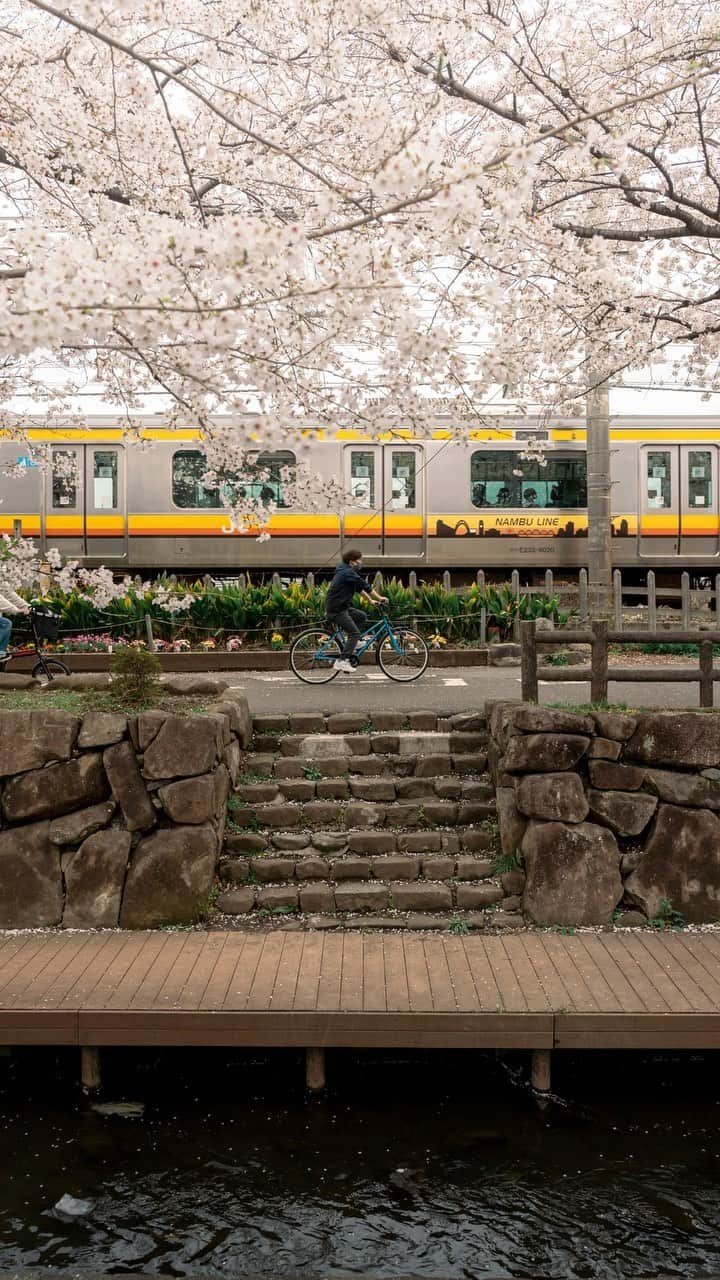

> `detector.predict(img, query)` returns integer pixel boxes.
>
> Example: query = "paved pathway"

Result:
[222,665,714,714]
[1,930,719,1050]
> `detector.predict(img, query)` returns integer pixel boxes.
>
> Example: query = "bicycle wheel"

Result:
[290,628,342,683]
[377,628,429,681]
[32,657,70,685]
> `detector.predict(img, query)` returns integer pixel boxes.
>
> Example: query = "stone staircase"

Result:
[215,711,525,930]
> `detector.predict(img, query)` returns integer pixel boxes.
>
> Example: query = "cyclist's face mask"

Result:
[351,557,363,569]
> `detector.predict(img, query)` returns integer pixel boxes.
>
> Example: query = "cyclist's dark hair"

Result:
[341,547,363,564]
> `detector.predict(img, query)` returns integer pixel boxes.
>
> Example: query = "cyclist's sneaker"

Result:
[333,658,355,673]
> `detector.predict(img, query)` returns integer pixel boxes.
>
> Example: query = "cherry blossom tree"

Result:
[0,0,718,597]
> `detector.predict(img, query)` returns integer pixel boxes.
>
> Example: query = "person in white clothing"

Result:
[0,584,30,657]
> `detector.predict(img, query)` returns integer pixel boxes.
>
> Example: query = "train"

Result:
[1,415,719,578]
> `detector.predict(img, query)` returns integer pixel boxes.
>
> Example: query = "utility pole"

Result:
[585,366,612,617]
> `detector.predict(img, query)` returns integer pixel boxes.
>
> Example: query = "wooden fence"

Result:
[520,619,720,707]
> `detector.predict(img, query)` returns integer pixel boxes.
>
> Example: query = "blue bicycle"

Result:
[290,613,429,684]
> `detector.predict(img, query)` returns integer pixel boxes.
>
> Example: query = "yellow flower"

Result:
[271,632,283,643]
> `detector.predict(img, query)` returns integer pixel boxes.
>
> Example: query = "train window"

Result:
[390,451,416,509]
[647,451,671,508]
[172,450,296,509]
[92,451,117,509]
[470,451,587,508]
[52,449,78,508]
[350,451,375,507]
[688,451,712,509]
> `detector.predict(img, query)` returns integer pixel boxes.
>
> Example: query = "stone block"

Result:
[285,713,324,734]
[217,887,255,914]
[2,752,109,824]
[450,713,487,732]
[459,827,495,852]
[451,753,488,775]
[234,782,280,803]
[257,885,299,910]
[395,778,431,800]
[328,714,367,734]
[588,789,658,837]
[626,711,720,769]
[296,735,349,759]
[0,820,62,927]
[224,831,268,853]
[343,736,372,757]
[441,833,461,853]
[435,779,462,799]
[591,710,638,741]
[495,787,526,856]
[588,737,623,761]
[273,759,306,778]
[159,773,218,825]
[501,869,526,895]
[624,803,720,922]
[223,740,241,785]
[643,768,720,810]
[450,732,489,754]
[163,676,228,697]
[253,714,289,733]
[487,644,520,666]
[253,804,301,828]
[345,802,384,828]
[218,691,252,749]
[62,830,131,928]
[312,831,348,852]
[615,908,647,928]
[219,857,250,884]
[333,857,372,879]
[390,883,453,911]
[370,713,407,731]
[77,712,128,749]
[103,741,156,831]
[522,820,622,926]
[458,801,495,824]
[400,733,450,756]
[510,706,594,736]
[516,772,589,823]
[0,674,34,689]
[119,824,217,927]
[380,756,415,777]
[316,779,349,799]
[295,857,331,880]
[142,714,222,779]
[456,856,495,879]
[253,733,280,752]
[455,883,504,909]
[48,799,116,846]
[350,778,396,802]
[272,832,311,850]
[398,832,441,852]
[422,856,455,879]
[334,882,389,911]
[278,780,316,802]
[588,760,645,791]
[502,895,522,912]
[371,855,420,880]
[504,733,590,774]
[347,831,396,853]
[406,712,438,730]
[253,857,296,882]
[302,801,344,826]
[0,709,79,778]
[370,734,400,755]
[299,885,336,913]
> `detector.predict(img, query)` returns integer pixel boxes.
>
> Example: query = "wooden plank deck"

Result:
[0,930,719,1050]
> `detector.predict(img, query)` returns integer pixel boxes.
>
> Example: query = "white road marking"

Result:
[443,677,467,686]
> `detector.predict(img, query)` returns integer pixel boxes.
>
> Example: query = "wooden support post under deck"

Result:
[530,1049,551,1094]
[305,1047,326,1093]
[81,1046,101,1093]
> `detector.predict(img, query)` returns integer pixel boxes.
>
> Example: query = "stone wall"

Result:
[0,693,250,929]
[489,703,720,926]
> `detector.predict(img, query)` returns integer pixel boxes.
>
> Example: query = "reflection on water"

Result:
[1,1048,719,1278]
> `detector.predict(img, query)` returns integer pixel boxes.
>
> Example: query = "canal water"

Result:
[0,1047,719,1278]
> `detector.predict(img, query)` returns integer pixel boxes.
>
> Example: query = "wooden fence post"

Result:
[545,569,554,597]
[591,619,608,704]
[511,570,521,642]
[520,620,538,703]
[306,572,314,589]
[613,570,623,631]
[479,606,487,647]
[681,571,691,629]
[476,569,485,590]
[647,570,657,632]
[578,569,589,625]
[144,615,156,652]
[699,638,714,708]
[443,569,452,591]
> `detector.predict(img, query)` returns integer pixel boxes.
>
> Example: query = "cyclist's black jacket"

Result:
[325,563,372,616]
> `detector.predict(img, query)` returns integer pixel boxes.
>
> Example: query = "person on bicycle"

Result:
[325,547,388,673]
[0,582,30,658]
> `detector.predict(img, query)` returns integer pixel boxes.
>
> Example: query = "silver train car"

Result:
[1,416,719,576]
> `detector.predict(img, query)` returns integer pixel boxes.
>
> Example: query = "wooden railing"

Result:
[520,619,720,707]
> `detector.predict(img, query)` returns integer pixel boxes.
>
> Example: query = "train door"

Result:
[342,444,425,558]
[679,446,719,557]
[639,446,679,558]
[44,444,127,561]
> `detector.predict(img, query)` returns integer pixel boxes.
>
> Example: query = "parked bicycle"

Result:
[0,603,69,684]
[290,612,429,684]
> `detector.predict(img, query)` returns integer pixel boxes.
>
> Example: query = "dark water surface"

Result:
[1,1048,719,1279]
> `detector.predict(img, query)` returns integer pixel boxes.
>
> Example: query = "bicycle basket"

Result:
[31,607,60,640]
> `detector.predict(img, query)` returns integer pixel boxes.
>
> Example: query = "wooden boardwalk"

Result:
[1,929,719,1051]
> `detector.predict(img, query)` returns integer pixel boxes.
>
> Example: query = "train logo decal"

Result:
[433,515,632,538]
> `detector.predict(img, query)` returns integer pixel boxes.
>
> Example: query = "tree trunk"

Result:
[585,369,612,617]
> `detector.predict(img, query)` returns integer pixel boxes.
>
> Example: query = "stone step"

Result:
[251,729,489,757]
[232,775,495,805]
[224,826,496,858]
[226,796,496,832]
[215,877,518,916]
[251,711,488,736]
[244,751,489,780]
[220,849,514,886]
